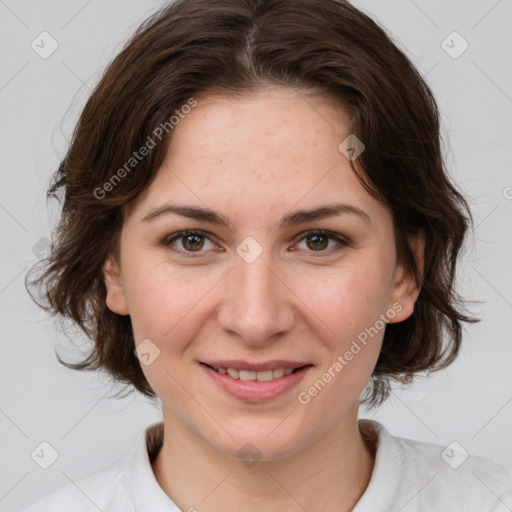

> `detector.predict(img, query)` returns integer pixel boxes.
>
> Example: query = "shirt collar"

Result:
[126,421,181,511]
[353,419,410,511]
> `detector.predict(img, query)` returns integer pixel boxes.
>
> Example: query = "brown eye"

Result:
[305,233,329,251]
[181,233,205,251]
[295,230,348,255]
[164,230,216,254]
[163,229,348,258]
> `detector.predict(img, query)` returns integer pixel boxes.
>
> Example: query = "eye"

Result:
[163,229,348,257]
[293,230,348,255]
[164,230,217,255]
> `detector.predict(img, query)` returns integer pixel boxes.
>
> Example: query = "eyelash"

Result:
[163,229,349,257]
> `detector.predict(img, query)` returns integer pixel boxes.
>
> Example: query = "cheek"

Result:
[294,269,387,404]
[293,262,391,341]
[125,262,219,343]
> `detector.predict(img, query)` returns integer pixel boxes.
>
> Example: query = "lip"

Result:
[199,362,313,403]
[200,359,309,372]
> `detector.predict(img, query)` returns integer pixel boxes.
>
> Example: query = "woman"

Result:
[23,0,512,510]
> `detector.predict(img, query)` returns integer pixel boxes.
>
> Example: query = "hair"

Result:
[26,0,479,409]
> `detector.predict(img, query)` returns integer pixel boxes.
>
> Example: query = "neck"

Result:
[152,406,376,512]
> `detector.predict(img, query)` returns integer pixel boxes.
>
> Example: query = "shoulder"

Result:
[20,421,166,512]
[20,456,133,512]
[394,430,512,510]
[357,420,512,511]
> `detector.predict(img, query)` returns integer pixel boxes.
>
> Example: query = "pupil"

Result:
[308,234,327,250]
[184,235,203,251]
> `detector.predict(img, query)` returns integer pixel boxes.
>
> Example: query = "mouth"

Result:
[201,363,313,382]
[199,360,314,402]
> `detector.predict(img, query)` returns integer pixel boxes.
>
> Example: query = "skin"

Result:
[103,85,424,512]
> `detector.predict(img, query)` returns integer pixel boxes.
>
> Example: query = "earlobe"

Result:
[103,254,130,316]
[387,233,425,324]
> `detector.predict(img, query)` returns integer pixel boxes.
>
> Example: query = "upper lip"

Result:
[201,360,312,372]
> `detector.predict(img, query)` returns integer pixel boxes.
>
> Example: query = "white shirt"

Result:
[21,419,512,511]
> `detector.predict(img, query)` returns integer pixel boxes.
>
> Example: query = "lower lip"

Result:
[200,363,312,403]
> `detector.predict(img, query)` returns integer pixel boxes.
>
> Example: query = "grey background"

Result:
[1,0,511,510]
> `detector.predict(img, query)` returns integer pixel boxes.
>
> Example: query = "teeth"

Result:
[254,370,274,382]
[216,366,296,381]
[239,370,256,381]
[226,368,239,379]
[272,368,284,379]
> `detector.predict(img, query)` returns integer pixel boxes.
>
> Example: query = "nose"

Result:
[216,250,296,346]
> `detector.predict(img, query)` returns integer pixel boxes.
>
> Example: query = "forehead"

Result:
[125,86,388,228]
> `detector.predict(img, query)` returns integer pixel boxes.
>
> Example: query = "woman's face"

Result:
[104,85,421,460]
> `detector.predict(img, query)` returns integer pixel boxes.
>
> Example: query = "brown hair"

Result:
[26,0,478,409]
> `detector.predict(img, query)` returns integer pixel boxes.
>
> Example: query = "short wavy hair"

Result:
[26,0,478,409]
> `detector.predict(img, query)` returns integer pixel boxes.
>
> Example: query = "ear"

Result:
[386,232,425,324]
[103,253,130,316]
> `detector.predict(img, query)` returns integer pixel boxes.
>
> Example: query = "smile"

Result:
[206,365,299,381]
[199,362,314,403]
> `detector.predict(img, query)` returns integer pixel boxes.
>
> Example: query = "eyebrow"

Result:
[141,202,371,229]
